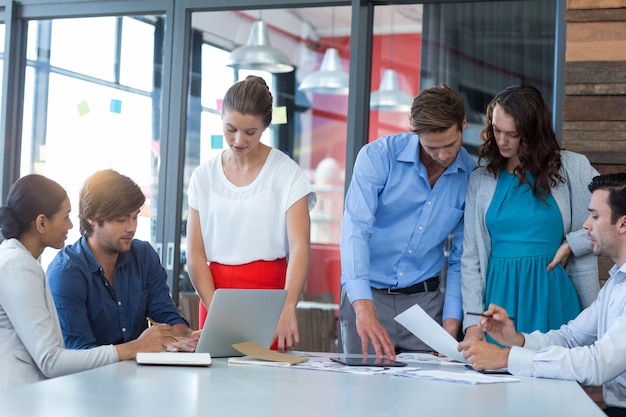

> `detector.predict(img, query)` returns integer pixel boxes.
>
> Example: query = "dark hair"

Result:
[222,75,273,128]
[479,84,563,201]
[0,174,67,239]
[79,169,146,236]
[588,173,626,224]
[409,83,465,134]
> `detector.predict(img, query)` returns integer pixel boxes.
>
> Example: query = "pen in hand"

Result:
[146,317,179,343]
[465,311,516,321]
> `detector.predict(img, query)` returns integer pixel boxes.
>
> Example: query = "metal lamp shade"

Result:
[227,21,294,73]
[370,69,413,112]
[299,48,349,95]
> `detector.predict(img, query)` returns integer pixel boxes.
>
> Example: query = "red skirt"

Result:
[198,258,287,329]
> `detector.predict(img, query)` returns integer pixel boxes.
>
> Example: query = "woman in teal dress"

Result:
[461,85,600,342]
[485,171,580,335]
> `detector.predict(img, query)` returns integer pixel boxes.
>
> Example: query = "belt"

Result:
[384,276,439,295]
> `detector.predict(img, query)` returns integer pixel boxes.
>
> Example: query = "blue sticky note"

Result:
[110,99,122,114]
[211,135,223,149]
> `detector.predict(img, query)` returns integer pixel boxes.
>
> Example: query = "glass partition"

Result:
[370,2,556,155]
[181,8,350,308]
[180,2,557,317]
[20,15,164,268]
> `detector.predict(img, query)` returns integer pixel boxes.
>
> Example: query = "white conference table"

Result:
[0,352,605,417]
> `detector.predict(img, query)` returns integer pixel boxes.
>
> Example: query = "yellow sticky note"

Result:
[271,106,287,125]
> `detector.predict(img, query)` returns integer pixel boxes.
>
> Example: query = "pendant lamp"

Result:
[298,8,349,95]
[299,47,349,94]
[227,19,294,73]
[370,9,413,111]
[370,69,413,112]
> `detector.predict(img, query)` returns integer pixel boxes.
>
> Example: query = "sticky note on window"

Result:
[211,135,223,149]
[77,101,90,117]
[271,106,287,125]
[110,99,122,114]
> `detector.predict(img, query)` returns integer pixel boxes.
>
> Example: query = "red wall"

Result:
[303,33,422,303]
[306,32,422,174]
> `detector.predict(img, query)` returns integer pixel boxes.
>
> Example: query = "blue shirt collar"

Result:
[78,235,129,272]
[399,133,471,175]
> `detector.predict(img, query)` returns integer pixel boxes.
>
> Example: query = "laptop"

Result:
[195,288,288,358]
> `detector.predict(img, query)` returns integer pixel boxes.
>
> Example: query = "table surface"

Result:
[0,352,605,417]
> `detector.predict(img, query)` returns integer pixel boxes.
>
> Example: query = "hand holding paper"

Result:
[394,303,467,363]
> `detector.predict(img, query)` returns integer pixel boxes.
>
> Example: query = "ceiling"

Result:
[234,5,423,39]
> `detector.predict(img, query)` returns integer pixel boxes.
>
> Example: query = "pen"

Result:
[146,317,179,343]
[465,311,516,321]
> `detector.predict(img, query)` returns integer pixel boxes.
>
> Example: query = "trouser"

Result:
[339,285,443,354]
[605,407,626,417]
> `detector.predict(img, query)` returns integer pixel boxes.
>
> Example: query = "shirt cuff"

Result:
[507,345,535,377]
[343,279,374,303]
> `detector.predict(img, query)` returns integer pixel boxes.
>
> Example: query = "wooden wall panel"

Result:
[567,0,626,9]
[566,22,626,61]
[564,18,626,412]
[563,3,626,169]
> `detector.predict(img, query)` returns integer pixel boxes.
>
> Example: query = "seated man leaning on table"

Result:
[47,169,198,352]
[458,173,626,417]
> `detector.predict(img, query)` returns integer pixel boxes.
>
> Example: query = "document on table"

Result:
[394,303,467,363]
[394,369,521,384]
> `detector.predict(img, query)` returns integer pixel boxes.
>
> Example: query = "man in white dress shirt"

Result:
[458,173,626,417]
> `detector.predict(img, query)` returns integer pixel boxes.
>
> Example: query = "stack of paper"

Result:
[394,369,521,384]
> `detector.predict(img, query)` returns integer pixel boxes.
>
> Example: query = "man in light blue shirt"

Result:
[340,84,477,359]
[459,173,626,417]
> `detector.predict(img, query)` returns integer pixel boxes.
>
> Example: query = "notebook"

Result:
[136,352,212,367]
[195,288,288,358]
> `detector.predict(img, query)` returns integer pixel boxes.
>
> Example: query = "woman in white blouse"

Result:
[0,174,172,389]
[186,76,316,352]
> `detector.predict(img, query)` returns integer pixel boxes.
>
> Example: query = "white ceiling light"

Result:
[370,69,413,112]
[227,19,294,74]
[298,8,349,95]
[299,47,349,95]
[370,8,413,111]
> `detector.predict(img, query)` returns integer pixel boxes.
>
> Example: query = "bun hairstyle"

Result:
[0,174,67,239]
[222,75,273,128]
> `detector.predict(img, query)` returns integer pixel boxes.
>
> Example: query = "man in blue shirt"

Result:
[340,83,477,360]
[47,169,198,352]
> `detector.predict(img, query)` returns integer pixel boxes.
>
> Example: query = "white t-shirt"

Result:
[187,148,316,265]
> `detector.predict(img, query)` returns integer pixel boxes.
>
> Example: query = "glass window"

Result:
[370,1,556,155]
[0,23,5,126]
[21,16,164,269]
[182,3,557,325]
[49,17,118,81]
[120,16,156,91]
[182,8,348,322]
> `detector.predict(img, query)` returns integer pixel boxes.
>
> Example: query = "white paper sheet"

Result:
[394,369,520,384]
[394,303,467,363]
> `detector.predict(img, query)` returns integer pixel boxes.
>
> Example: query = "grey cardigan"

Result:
[0,239,118,389]
[461,150,600,331]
